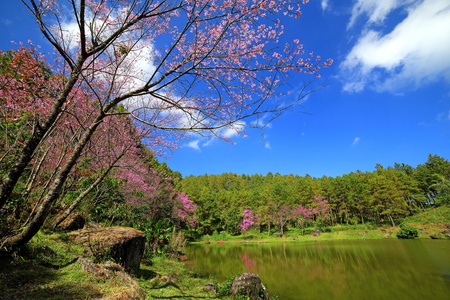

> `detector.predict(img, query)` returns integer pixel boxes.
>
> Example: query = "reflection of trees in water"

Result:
[241,254,257,272]
[186,241,450,300]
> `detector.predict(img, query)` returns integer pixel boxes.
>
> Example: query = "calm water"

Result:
[185,239,450,300]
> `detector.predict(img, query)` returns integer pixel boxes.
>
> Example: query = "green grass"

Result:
[0,230,115,299]
[137,255,228,299]
[403,205,450,224]
[0,230,230,299]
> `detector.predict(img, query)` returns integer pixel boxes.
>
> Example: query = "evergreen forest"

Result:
[179,154,450,237]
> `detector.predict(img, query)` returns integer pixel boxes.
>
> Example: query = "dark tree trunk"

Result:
[53,152,125,228]
[2,116,103,249]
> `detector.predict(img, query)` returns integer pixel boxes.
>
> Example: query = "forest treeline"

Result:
[179,155,450,236]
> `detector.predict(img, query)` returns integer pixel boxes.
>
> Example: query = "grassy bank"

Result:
[0,230,225,299]
[195,205,450,244]
[0,206,448,299]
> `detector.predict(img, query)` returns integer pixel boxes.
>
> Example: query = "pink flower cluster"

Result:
[239,209,260,233]
[174,192,197,227]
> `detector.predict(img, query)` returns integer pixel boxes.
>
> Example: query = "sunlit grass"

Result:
[137,255,226,299]
[0,230,139,299]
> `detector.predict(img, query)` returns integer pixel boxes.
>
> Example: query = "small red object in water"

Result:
[217,242,225,244]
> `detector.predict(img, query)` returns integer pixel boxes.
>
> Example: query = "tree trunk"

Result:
[0,57,85,210]
[2,115,103,249]
[23,145,51,198]
[389,214,396,227]
[53,152,125,228]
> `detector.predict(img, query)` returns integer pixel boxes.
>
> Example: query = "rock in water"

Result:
[177,250,188,261]
[230,273,270,300]
[70,227,146,275]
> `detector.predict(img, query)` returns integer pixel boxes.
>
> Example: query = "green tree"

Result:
[430,175,450,205]
[415,155,450,205]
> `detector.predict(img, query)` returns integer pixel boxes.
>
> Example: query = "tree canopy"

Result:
[178,155,450,235]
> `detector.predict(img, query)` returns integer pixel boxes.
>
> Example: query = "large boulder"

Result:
[230,273,270,300]
[70,227,146,275]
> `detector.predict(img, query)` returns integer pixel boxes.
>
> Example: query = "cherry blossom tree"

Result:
[1,0,331,248]
[292,205,312,235]
[0,45,58,178]
[311,195,330,229]
[239,209,260,234]
[274,204,291,236]
[173,192,197,228]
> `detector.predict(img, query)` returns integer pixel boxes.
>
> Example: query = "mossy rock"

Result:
[70,227,145,275]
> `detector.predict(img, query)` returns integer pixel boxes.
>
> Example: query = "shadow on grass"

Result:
[138,265,224,299]
[0,250,103,300]
[138,267,158,280]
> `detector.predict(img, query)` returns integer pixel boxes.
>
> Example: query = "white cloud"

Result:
[222,121,246,139]
[352,137,360,146]
[186,140,200,151]
[436,110,450,122]
[265,142,271,149]
[348,0,415,28]
[342,0,450,93]
[202,137,216,147]
[1,18,12,26]
[60,7,158,97]
[321,0,329,11]
[250,115,273,128]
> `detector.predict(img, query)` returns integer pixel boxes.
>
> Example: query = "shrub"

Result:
[168,231,187,257]
[203,234,210,244]
[220,230,229,240]
[303,227,316,235]
[396,224,419,239]
[214,276,234,296]
[243,234,256,239]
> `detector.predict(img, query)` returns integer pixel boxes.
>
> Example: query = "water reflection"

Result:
[185,240,450,300]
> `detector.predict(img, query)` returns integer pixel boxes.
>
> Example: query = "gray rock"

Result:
[230,273,269,300]
[203,283,216,292]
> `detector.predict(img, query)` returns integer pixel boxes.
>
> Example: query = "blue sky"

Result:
[1,0,450,178]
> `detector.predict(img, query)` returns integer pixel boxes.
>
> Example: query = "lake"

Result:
[184,239,450,299]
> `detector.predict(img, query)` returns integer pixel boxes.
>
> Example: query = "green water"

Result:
[184,239,450,299]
